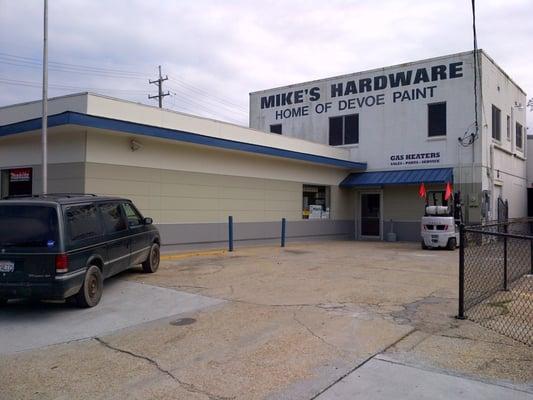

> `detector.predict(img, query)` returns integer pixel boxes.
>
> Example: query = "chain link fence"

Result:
[458,219,533,346]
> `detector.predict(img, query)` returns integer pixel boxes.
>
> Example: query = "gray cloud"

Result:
[0,0,531,127]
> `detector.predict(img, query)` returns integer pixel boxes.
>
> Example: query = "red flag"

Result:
[444,182,453,201]
[418,182,426,198]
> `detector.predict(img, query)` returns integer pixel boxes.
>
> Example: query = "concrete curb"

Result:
[160,249,227,260]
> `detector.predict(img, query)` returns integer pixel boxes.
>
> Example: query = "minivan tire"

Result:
[142,243,160,273]
[0,298,7,306]
[75,265,103,308]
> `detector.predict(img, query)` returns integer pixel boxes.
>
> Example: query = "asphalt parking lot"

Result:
[1,241,532,399]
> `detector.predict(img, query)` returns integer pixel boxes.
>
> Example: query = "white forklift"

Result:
[421,190,462,250]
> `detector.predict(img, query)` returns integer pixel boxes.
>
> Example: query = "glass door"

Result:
[361,193,381,237]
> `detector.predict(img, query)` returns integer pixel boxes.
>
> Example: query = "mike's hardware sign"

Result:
[259,62,463,121]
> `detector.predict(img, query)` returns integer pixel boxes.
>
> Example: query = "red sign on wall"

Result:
[10,168,32,183]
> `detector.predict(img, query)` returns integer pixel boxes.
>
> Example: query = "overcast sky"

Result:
[0,0,532,128]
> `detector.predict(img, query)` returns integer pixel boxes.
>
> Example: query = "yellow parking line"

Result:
[161,249,227,261]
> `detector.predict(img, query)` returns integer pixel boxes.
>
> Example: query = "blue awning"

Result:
[340,167,453,188]
[0,111,367,170]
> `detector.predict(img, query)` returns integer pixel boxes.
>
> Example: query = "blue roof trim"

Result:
[340,167,453,187]
[0,111,367,170]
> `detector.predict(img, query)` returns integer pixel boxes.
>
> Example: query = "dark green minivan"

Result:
[0,194,160,307]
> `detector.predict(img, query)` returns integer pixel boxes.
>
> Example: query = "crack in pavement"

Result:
[308,328,417,400]
[292,308,342,352]
[95,337,234,400]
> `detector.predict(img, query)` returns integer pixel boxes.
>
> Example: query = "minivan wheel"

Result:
[0,297,7,306]
[447,237,457,251]
[421,240,428,250]
[142,243,160,273]
[75,265,103,308]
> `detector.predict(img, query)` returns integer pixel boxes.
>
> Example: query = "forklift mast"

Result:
[424,190,463,224]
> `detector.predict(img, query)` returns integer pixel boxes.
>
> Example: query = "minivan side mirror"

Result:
[143,217,153,225]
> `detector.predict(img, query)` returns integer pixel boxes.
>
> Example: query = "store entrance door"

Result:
[360,193,381,237]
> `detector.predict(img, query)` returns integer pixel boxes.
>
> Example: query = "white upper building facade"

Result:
[250,50,528,223]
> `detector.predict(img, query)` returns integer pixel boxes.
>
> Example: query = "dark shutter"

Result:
[270,124,282,134]
[491,105,501,140]
[344,114,359,144]
[329,116,343,146]
[428,103,446,137]
[516,122,523,149]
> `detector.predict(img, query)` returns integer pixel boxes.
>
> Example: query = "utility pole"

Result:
[148,65,169,108]
[42,0,48,194]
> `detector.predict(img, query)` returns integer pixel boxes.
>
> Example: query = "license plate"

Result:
[0,261,15,273]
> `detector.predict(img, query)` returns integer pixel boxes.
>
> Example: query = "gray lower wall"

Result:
[383,221,421,242]
[157,219,355,246]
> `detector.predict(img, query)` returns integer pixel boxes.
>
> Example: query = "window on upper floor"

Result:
[427,102,446,137]
[516,122,523,150]
[506,115,511,141]
[329,114,359,146]
[491,105,501,141]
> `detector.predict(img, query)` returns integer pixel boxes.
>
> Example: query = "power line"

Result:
[0,58,148,80]
[1,52,249,115]
[0,52,148,76]
[0,77,149,94]
[168,77,247,111]
[167,84,247,116]
[0,77,247,125]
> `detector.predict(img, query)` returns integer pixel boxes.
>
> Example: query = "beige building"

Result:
[0,93,365,248]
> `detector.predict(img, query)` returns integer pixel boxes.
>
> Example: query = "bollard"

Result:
[228,216,234,252]
[281,218,286,247]
[457,223,466,319]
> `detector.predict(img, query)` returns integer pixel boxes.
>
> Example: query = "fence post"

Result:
[503,235,508,291]
[228,216,234,252]
[281,218,286,247]
[457,223,466,319]
[530,239,533,275]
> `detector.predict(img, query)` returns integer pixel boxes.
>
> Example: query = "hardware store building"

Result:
[250,50,528,238]
[0,50,527,247]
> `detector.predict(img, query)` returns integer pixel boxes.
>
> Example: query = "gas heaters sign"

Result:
[259,62,464,120]
[390,152,441,166]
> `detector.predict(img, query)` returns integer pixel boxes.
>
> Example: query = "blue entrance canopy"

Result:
[340,167,453,187]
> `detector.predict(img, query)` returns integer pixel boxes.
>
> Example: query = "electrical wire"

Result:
[1,52,249,121]
[0,53,147,77]
[458,0,480,148]
[168,77,247,111]
[168,90,246,124]
[472,0,479,142]
[0,77,150,94]
[167,84,247,116]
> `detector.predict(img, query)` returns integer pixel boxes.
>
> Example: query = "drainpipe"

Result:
[490,143,495,219]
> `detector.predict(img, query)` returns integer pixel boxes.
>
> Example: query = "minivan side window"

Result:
[122,203,143,227]
[99,203,127,234]
[66,204,103,242]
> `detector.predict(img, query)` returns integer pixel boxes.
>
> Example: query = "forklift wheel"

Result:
[421,240,428,250]
[446,237,457,250]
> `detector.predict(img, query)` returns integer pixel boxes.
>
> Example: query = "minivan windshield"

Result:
[0,205,59,249]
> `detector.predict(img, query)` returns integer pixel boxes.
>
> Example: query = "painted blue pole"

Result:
[228,215,234,252]
[281,218,286,247]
